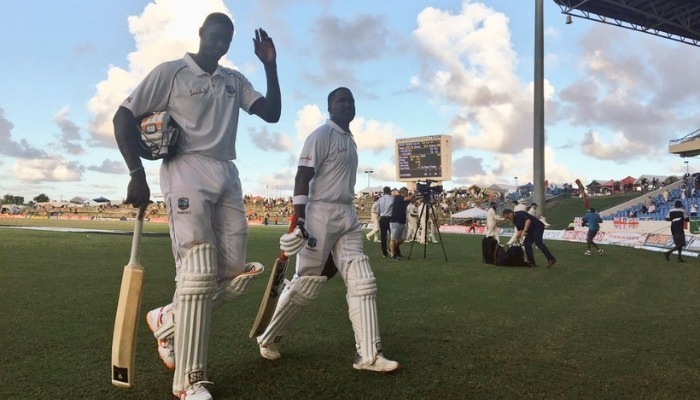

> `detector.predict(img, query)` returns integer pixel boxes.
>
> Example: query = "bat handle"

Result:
[129,205,147,265]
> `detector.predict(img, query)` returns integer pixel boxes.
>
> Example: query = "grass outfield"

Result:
[1,221,699,400]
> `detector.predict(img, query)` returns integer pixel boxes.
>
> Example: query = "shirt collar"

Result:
[326,119,351,136]
[184,53,223,77]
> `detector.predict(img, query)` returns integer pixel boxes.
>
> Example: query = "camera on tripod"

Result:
[415,180,444,197]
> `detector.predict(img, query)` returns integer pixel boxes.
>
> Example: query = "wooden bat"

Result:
[249,216,297,338]
[575,179,591,211]
[111,205,147,388]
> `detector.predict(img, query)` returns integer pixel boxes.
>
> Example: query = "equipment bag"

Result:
[482,236,498,264]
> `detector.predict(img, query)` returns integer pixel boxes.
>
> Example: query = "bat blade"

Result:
[111,264,144,387]
[248,254,289,338]
[111,206,146,388]
[249,216,298,339]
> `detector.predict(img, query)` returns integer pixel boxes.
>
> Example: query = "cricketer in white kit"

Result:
[255,87,399,373]
[114,12,281,400]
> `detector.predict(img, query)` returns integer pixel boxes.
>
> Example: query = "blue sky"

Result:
[2,0,700,203]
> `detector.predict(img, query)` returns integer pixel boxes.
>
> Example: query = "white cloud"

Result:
[413,2,534,154]
[13,157,84,182]
[294,104,325,141]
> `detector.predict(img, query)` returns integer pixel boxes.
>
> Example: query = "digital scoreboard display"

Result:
[395,135,452,182]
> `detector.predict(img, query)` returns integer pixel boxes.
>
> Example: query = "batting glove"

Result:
[280,218,309,256]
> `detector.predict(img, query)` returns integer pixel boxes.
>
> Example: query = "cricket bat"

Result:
[111,205,147,388]
[575,179,591,211]
[249,216,297,338]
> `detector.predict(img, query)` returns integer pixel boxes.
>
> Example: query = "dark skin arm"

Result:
[113,106,150,208]
[248,28,281,123]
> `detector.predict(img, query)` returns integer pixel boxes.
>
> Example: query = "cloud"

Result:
[248,126,294,152]
[0,108,48,159]
[304,13,391,89]
[12,157,84,182]
[352,117,401,153]
[87,0,230,147]
[557,24,700,157]
[580,130,649,161]
[52,107,84,155]
[413,2,538,154]
[295,104,325,141]
[88,159,126,174]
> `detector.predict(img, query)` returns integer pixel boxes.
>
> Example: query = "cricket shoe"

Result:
[598,249,604,255]
[146,305,175,370]
[584,250,591,256]
[353,353,399,373]
[174,381,213,400]
[257,336,281,360]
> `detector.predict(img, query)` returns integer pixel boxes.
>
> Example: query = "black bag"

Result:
[482,236,498,263]
[494,244,529,267]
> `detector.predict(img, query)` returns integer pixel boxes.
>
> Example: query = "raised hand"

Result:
[253,28,276,65]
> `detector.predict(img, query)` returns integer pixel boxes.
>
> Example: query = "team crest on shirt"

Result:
[177,197,191,215]
[225,85,236,97]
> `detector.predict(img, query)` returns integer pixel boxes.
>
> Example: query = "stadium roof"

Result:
[553,0,700,47]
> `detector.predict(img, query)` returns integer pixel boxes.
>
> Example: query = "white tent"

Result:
[450,207,487,224]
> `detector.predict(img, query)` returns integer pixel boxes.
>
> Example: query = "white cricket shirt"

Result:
[298,120,358,204]
[121,53,262,161]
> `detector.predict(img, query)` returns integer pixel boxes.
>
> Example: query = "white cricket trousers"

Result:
[295,202,364,280]
[161,153,248,283]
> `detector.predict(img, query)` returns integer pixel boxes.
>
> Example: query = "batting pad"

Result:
[257,275,326,346]
[346,255,381,365]
[173,244,217,394]
[212,262,264,309]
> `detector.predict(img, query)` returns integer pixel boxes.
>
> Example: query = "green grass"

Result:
[1,220,699,400]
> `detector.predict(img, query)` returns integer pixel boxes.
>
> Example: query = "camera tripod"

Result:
[407,188,448,262]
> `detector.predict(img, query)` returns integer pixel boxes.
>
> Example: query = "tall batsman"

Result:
[256,87,399,372]
[113,12,281,400]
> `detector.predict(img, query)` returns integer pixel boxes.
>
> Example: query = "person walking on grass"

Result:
[664,200,689,263]
[114,12,281,400]
[582,208,603,255]
[256,87,399,373]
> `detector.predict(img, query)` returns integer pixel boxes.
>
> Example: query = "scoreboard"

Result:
[395,135,452,182]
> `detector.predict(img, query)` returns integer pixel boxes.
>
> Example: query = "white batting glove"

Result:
[280,218,309,256]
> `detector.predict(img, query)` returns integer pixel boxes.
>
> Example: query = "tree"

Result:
[34,193,50,203]
[2,194,24,205]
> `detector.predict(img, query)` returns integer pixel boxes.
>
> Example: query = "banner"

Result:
[612,217,640,230]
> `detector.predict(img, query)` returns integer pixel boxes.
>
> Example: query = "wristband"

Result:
[129,166,144,176]
[292,195,309,205]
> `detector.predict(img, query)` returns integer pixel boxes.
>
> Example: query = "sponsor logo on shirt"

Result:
[300,155,312,161]
[225,85,236,96]
[177,197,191,215]
[189,87,209,96]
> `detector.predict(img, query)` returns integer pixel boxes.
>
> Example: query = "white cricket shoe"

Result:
[598,249,604,255]
[584,250,591,256]
[256,337,281,360]
[353,353,399,373]
[146,306,175,370]
[174,381,213,400]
